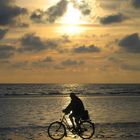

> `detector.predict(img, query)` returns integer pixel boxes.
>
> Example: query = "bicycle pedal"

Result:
[71,129,77,134]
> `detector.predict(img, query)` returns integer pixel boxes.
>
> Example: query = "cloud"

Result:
[19,33,70,53]
[72,0,91,15]
[32,57,54,68]
[121,63,140,71]
[54,65,65,70]
[19,33,58,52]
[99,1,121,10]
[73,45,101,53]
[11,61,28,68]
[0,45,15,59]
[17,23,29,28]
[0,0,27,25]
[131,0,140,9]
[107,56,140,71]
[0,60,10,64]
[31,0,91,23]
[108,56,123,63]
[100,13,127,24]
[30,9,45,23]
[61,59,84,66]
[118,33,140,53]
[0,29,8,40]
[41,57,54,63]
[61,35,71,43]
[46,0,68,23]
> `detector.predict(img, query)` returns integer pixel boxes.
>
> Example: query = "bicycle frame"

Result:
[60,115,85,133]
[60,115,72,130]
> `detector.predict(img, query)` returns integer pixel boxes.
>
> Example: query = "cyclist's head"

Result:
[70,93,76,99]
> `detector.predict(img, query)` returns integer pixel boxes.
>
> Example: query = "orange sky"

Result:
[0,0,140,83]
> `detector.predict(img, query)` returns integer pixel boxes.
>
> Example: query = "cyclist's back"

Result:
[69,94,85,117]
[63,93,85,117]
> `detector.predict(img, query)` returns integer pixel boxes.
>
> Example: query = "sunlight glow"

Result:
[57,2,88,35]
[60,2,87,25]
[56,24,86,35]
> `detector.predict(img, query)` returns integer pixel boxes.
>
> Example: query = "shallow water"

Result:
[0,96,140,139]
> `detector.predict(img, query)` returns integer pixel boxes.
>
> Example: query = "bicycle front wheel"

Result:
[48,121,66,140]
[79,120,95,139]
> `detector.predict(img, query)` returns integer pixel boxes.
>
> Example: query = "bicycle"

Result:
[47,114,95,140]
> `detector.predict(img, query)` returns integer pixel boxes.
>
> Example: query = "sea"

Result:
[0,84,140,140]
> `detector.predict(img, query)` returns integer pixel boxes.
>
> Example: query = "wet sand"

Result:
[0,131,93,140]
[0,128,99,140]
[1,130,139,140]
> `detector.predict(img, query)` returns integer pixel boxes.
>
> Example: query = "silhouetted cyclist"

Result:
[63,93,85,130]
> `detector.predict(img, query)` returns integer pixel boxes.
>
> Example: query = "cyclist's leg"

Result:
[75,116,82,133]
[75,117,80,127]
[75,116,81,129]
[69,114,76,129]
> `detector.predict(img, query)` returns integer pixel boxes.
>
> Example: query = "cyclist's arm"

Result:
[63,101,72,114]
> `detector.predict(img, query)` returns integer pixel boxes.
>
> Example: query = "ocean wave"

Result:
[0,84,140,97]
[0,92,140,97]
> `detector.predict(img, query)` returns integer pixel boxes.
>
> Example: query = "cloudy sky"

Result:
[0,0,140,83]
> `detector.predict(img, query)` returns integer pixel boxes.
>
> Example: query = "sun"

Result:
[59,2,87,25]
[56,2,87,35]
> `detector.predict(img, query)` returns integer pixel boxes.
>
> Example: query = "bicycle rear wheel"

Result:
[48,121,66,140]
[79,120,95,139]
